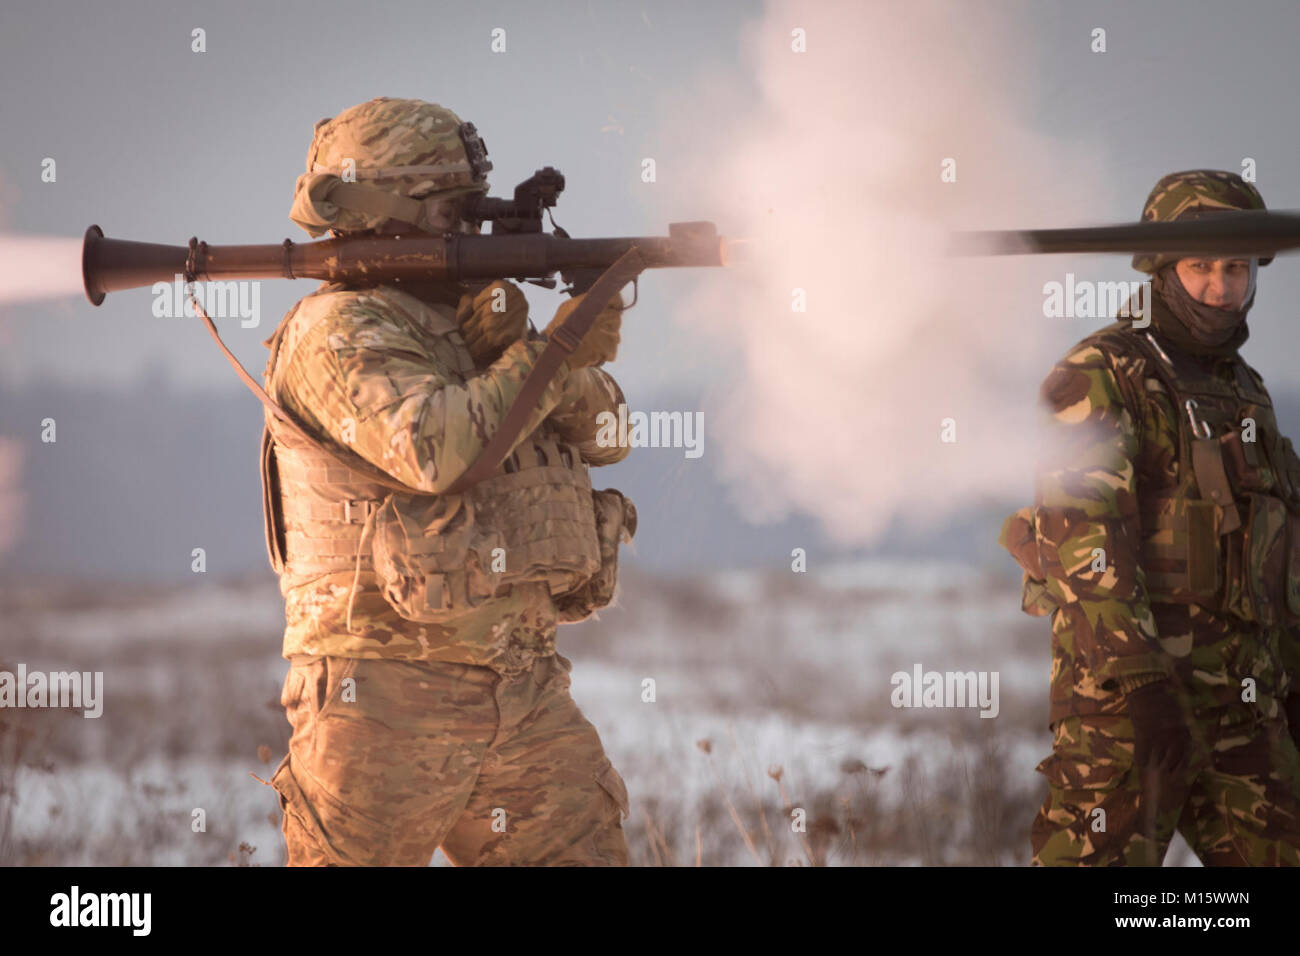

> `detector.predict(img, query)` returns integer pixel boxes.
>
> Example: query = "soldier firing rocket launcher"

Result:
[79,165,739,495]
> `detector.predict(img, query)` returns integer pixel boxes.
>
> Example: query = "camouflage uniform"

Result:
[1001,171,1300,865]
[261,99,635,866]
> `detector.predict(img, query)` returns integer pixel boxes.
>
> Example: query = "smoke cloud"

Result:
[654,0,1117,546]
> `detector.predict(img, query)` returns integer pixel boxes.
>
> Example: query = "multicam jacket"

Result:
[260,281,633,673]
[1002,316,1300,726]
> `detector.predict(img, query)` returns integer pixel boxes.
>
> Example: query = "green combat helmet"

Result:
[1132,169,1271,273]
[289,96,493,238]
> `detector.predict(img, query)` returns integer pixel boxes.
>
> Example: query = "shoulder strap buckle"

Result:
[343,499,376,524]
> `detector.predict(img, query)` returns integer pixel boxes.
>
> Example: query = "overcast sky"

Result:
[3,0,1300,395]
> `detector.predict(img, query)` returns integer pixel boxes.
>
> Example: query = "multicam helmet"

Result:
[1132,169,1270,273]
[289,97,493,238]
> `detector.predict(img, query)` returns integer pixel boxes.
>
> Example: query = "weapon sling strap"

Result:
[183,243,648,497]
[444,248,646,493]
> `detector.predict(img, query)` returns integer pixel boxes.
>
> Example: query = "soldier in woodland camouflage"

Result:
[1001,170,1300,865]
[261,98,636,865]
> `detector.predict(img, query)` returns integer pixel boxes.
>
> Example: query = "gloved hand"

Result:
[1285,692,1300,752]
[455,280,529,366]
[1126,679,1192,773]
[543,289,624,368]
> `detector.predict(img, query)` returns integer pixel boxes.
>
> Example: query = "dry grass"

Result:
[0,569,1048,867]
[615,726,1042,867]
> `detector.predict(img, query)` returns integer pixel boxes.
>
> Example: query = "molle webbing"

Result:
[447,449,599,574]
[272,423,390,577]
[273,418,598,582]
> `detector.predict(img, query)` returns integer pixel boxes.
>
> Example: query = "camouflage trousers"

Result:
[1031,708,1300,865]
[268,652,630,866]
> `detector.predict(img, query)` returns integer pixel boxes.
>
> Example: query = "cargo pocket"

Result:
[1035,717,1134,800]
[270,752,394,867]
[1034,750,1131,802]
[269,753,329,865]
[1031,747,1132,861]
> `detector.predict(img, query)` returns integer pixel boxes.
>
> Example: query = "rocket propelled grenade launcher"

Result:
[949,209,1300,259]
[78,167,736,496]
[81,166,730,305]
[81,221,729,304]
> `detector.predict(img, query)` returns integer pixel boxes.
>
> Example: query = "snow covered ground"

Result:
[0,562,1199,866]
